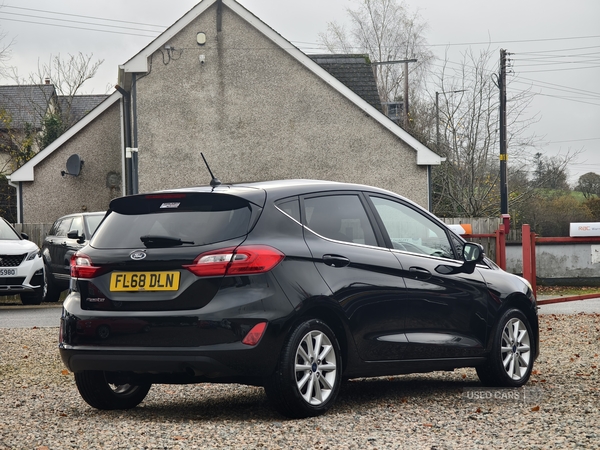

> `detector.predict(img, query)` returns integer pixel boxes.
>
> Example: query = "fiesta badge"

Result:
[130,250,147,261]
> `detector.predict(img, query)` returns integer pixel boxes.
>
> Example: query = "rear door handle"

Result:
[322,254,350,268]
[409,266,431,280]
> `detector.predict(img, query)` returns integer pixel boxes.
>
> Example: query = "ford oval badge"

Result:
[130,250,147,260]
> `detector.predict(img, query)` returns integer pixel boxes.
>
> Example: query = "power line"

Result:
[0,17,158,38]
[1,5,166,28]
[513,59,600,68]
[511,80,600,99]
[518,64,600,73]
[534,92,600,107]
[419,35,600,48]
[0,11,165,33]
[548,137,600,144]
[515,51,600,60]
[515,76,600,97]
[517,45,600,54]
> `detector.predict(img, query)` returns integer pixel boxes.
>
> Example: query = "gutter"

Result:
[7,180,22,224]
[114,85,134,195]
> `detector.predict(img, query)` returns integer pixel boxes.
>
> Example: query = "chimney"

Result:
[44,78,50,85]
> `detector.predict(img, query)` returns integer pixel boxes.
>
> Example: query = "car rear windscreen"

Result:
[90,193,253,249]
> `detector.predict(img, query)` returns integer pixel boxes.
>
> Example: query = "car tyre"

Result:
[20,282,45,306]
[476,308,534,387]
[264,319,342,418]
[75,371,151,410]
[20,291,43,305]
[44,268,61,303]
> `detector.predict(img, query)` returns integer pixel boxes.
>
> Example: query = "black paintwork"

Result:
[59,179,539,385]
[42,211,106,290]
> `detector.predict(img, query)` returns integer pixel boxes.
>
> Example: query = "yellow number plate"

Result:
[110,271,180,292]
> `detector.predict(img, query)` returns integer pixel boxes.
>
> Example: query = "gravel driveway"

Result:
[1,313,599,449]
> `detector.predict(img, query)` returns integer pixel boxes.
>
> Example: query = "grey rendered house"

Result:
[9,0,441,224]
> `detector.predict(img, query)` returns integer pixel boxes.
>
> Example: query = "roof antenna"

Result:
[201,152,221,187]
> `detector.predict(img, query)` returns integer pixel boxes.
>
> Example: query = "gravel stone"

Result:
[1,313,599,449]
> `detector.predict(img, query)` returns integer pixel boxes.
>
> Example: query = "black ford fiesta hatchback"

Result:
[60,179,539,418]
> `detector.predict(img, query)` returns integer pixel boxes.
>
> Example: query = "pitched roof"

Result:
[119,0,441,166]
[8,91,122,183]
[0,84,56,129]
[58,94,109,128]
[310,54,382,112]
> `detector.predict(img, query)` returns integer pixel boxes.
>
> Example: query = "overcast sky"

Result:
[1,0,598,184]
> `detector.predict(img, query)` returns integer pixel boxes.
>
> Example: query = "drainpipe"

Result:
[131,74,139,195]
[18,182,22,223]
[7,180,23,223]
[115,85,133,195]
[428,165,432,212]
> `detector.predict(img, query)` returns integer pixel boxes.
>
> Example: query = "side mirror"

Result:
[435,242,485,275]
[463,242,485,263]
[67,230,86,243]
[20,232,29,240]
[67,230,80,239]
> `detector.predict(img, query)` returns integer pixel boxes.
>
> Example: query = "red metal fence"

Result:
[520,224,600,305]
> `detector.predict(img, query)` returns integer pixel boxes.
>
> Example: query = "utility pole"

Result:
[403,60,410,128]
[499,49,508,216]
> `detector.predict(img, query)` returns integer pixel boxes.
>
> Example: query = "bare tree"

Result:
[0,18,14,79]
[11,52,104,132]
[319,0,434,105]
[431,47,550,217]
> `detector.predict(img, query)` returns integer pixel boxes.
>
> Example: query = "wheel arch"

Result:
[489,292,539,359]
[285,299,353,373]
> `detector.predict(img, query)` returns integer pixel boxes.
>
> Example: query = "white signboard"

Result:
[570,222,600,237]
[592,246,600,264]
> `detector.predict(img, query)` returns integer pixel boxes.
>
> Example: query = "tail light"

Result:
[71,253,104,279]
[183,245,284,277]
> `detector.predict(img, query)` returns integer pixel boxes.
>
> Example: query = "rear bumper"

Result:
[59,344,271,380]
[59,285,293,381]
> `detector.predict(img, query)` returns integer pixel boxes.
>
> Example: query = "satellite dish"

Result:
[61,154,84,177]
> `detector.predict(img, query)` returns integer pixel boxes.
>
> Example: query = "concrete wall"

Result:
[507,242,600,284]
[134,3,429,206]
[21,102,122,223]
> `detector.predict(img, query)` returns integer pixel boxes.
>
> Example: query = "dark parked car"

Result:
[59,180,539,418]
[42,212,105,302]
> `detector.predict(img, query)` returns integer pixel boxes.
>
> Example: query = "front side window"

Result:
[0,219,20,240]
[69,216,83,235]
[370,196,454,259]
[304,195,377,246]
[55,218,73,237]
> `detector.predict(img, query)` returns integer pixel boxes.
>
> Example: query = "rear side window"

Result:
[91,194,253,249]
[304,195,377,246]
[275,198,301,222]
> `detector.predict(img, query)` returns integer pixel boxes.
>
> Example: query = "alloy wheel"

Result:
[294,330,338,406]
[500,317,531,380]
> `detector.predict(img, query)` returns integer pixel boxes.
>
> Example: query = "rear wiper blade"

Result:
[140,235,195,248]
